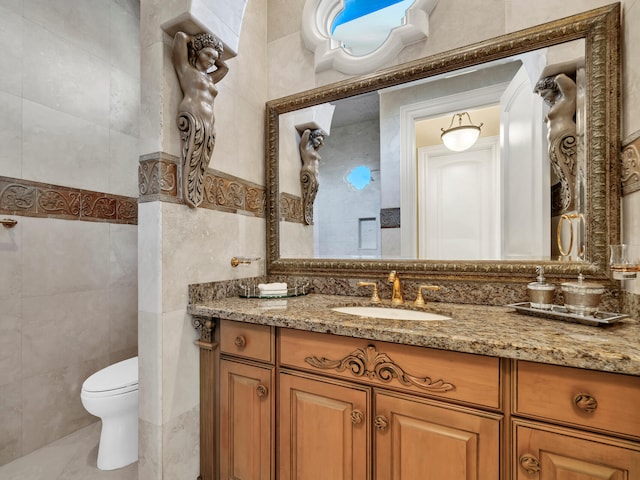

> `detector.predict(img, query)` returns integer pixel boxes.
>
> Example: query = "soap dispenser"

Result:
[527,266,555,310]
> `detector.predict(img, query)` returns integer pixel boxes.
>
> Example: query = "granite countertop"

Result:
[188,294,640,376]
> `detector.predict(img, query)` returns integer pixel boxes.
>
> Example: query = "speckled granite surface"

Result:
[188,274,622,311]
[188,294,640,376]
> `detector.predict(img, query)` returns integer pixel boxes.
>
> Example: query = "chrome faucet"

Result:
[387,271,404,305]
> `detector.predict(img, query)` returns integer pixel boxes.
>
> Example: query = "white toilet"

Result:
[81,357,139,470]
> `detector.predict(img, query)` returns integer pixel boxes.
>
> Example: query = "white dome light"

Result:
[440,112,483,152]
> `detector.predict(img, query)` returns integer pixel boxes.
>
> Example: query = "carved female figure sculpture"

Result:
[535,73,578,213]
[172,31,229,208]
[299,128,325,225]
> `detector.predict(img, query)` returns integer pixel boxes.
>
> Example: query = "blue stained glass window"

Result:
[331,0,406,32]
[330,0,415,55]
[347,165,372,190]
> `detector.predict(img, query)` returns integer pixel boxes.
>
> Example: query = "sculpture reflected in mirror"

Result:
[267,4,620,280]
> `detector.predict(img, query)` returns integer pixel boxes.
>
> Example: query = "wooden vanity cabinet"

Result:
[278,328,503,480]
[279,371,370,480]
[513,419,640,479]
[512,361,640,479]
[213,320,640,480]
[219,320,275,480]
[374,390,501,480]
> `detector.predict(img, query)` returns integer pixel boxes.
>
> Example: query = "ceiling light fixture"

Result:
[440,112,483,152]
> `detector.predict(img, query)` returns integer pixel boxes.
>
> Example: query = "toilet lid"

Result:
[82,357,138,393]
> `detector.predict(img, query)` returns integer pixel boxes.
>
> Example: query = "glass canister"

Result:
[561,274,604,315]
[527,266,555,310]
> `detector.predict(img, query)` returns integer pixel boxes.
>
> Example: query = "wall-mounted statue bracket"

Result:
[299,128,326,225]
[535,73,578,213]
[172,31,229,208]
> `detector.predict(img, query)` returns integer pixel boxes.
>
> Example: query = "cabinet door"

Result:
[220,360,273,480]
[514,420,640,479]
[375,391,501,480]
[279,372,370,480]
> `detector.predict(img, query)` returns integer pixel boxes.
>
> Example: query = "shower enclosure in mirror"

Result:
[267,4,620,281]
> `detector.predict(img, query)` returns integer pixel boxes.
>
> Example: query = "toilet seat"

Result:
[82,357,138,397]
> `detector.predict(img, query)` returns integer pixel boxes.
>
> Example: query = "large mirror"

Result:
[266,4,620,281]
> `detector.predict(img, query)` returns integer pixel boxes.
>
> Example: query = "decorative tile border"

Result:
[138,152,266,217]
[279,193,304,223]
[621,135,640,196]
[0,176,137,224]
[380,208,400,228]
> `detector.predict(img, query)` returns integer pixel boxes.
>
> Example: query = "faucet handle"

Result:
[357,281,381,304]
[414,285,440,306]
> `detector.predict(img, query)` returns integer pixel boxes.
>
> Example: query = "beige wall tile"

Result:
[22,100,111,192]
[21,218,110,297]
[24,0,111,62]
[110,224,138,289]
[506,0,614,32]
[111,1,141,78]
[161,310,199,423]
[0,301,21,386]
[22,20,111,129]
[139,0,188,49]
[622,192,640,294]
[209,82,239,173]
[111,67,141,137]
[0,92,22,178]
[22,290,110,378]
[267,0,303,43]
[21,359,104,454]
[235,96,266,185]
[267,32,315,99]
[109,129,140,197]
[0,380,22,465]
[624,0,640,137]
[138,202,163,314]
[109,285,139,354]
[138,310,162,425]
[0,0,22,14]
[138,419,162,480]
[162,406,200,479]
[0,220,21,301]
[160,204,265,312]
[0,6,22,97]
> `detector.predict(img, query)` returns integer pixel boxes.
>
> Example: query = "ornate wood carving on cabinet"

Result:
[304,344,456,393]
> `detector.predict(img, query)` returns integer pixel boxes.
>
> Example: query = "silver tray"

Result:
[506,302,629,327]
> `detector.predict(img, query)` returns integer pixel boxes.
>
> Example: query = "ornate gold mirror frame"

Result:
[266,4,620,281]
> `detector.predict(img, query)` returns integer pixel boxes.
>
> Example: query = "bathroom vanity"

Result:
[188,294,640,480]
[187,4,632,479]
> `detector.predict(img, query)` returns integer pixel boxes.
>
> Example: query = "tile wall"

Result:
[0,0,140,466]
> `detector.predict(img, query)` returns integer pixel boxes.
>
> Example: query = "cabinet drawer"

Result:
[220,320,274,363]
[279,328,501,409]
[515,361,640,439]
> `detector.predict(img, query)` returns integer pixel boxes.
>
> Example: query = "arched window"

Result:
[301,0,438,74]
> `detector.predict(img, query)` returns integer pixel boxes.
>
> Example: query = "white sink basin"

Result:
[331,306,451,321]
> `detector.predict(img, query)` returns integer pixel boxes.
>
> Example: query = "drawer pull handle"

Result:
[234,335,246,349]
[574,393,598,413]
[351,409,364,425]
[256,384,268,398]
[519,454,541,474]
[374,415,389,431]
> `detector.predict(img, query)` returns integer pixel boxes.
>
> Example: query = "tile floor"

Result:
[0,422,137,480]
